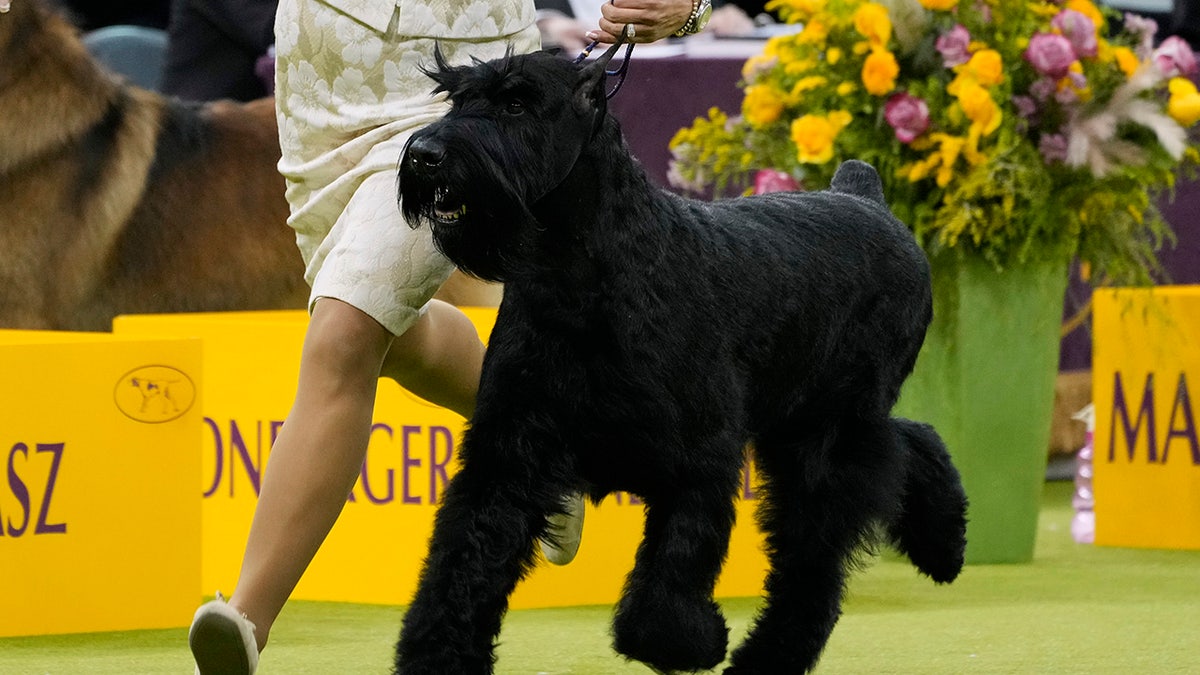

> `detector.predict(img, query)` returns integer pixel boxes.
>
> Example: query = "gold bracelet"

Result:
[673,0,700,37]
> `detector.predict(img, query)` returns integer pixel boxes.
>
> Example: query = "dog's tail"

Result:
[829,159,886,206]
[886,418,968,584]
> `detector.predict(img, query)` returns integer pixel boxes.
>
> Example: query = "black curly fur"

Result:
[394,38,968,675]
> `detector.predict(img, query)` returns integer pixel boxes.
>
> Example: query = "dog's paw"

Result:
[612,591,728,672]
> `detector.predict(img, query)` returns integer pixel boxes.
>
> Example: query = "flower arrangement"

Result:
[669,0,1200,283]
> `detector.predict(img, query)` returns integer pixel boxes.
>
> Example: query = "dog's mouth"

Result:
[432,188,466,224]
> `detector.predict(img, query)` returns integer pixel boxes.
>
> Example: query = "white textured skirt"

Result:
[274,0,538,334]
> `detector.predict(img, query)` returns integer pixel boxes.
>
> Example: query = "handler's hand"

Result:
[589,0,694,44]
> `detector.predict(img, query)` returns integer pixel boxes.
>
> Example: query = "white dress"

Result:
[274,0,539,335]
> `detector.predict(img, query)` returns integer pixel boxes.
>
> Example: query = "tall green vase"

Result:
[894,254,1070,564]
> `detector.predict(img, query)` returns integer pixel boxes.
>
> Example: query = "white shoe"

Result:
[541,492,586,565]
[189,592,258,675]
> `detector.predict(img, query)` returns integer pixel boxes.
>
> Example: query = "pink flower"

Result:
[884,92,930,143]
[936,25,971,68]
[753,169,801,194]
[1025,32,1076,80]
[1052,9,1098,58]
[1154,36,1199,78]
[1012,95,1038,119]
[1029,77,1057,101]
[1039,133,1068,164]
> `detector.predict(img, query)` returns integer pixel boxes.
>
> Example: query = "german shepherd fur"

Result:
[0,0,309,330]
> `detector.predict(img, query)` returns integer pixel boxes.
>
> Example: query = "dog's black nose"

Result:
[408,136,446,168]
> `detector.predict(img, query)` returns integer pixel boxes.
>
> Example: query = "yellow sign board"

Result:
[0,331,202,637]
[114,310,768,608]
[1092,287,1200,550]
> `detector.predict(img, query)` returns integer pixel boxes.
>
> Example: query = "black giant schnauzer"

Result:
[394,37,968,675]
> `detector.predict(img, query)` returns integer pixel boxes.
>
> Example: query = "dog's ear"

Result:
[572,32,627,116]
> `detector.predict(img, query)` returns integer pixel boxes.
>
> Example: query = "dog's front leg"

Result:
[612,488,738,673]
[393,459,551,675]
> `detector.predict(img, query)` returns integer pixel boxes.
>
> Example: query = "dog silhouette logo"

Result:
[114,365,197,423]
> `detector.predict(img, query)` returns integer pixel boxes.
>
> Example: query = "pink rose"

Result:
[1154,36,1199,78]
[1052,9,1098,59]
[936,25,971,68]
[884,92,930,143]
[1025,32,1077,80]
[754,169,801,194]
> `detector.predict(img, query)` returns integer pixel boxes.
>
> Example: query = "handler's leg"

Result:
[191,298,483,675]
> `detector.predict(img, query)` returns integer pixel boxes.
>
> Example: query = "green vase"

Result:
[894,254,1069,564]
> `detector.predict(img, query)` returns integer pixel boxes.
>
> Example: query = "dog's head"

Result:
[397,39,625,282]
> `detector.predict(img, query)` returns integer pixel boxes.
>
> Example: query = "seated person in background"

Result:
[54,0,171,30]
[160,0,278,102]
[536,0,757,53]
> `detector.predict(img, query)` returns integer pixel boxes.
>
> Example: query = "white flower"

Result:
[286,61,332,113]
[333,68,376,105]
[1065,64,1186,175]
[450,2,502,36]
[336,14,383,67]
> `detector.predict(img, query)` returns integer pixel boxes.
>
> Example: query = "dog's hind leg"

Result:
[611,482,739,673]
[885,418,967,583]
[726,417,905,674]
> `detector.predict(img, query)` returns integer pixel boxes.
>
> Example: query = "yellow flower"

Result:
[798,18,829,44]
[765,0,825,19]
[826,47,843,65]
[837,82,856,96]
[743,85,786,126]
[933,136,965,187]
[861,49,899,96]
[790,76,828,97]
[902,133,964,186]
[1112,46,1139,77]
[955,79,1002,136]
[790,111,852,164]
[918,0,957,9]
[963,49,1004,86]
[853,3,892,49]
[1168,77,1200,126]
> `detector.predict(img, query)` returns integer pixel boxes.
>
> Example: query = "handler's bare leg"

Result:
[227,298,482,649]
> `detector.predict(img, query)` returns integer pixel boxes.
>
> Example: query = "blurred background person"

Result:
[55,0,171,30]
[160,0,278,102]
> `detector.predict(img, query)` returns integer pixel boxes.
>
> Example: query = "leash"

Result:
[572,23,636,100]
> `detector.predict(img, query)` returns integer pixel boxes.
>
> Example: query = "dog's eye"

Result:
[504,99,525,116]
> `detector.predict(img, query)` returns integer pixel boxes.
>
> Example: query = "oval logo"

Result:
[114,365,197,424]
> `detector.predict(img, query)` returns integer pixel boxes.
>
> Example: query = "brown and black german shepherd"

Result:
[0,0,498,332]
[0,0,307,330]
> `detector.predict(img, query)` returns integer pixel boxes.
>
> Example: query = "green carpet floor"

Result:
[3,481,1198,674]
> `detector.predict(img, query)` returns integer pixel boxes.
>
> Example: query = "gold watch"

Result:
[673,0,713,36]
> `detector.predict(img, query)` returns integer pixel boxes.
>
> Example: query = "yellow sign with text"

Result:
[114,310,768,608]
[0,331,202,637]
[1093,287,1200,550]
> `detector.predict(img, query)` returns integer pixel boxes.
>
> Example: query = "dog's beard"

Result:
[398,140,538,283]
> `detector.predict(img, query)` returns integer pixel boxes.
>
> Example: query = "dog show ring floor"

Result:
[2,480,1198,674]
